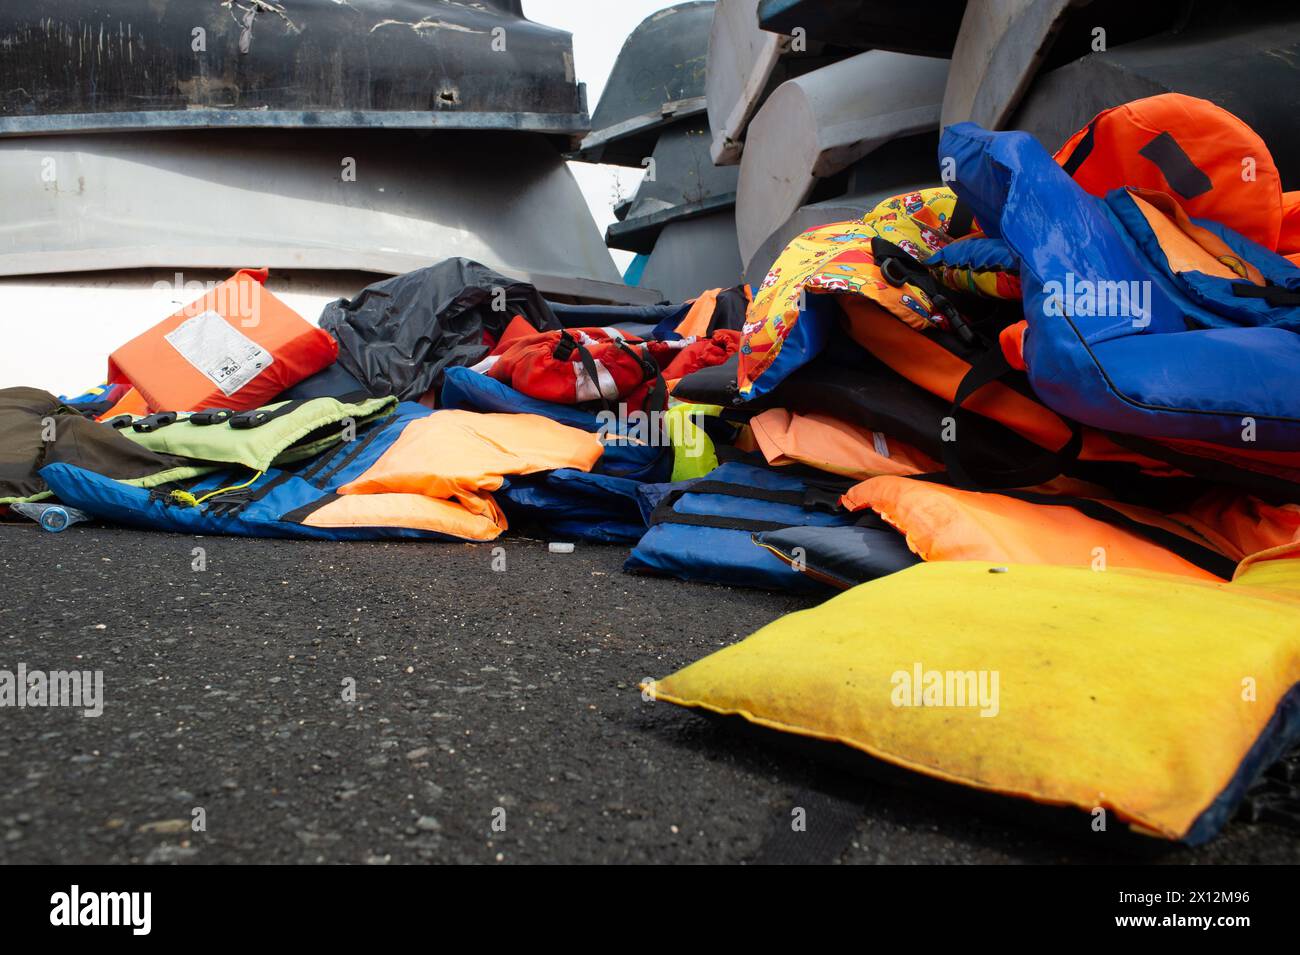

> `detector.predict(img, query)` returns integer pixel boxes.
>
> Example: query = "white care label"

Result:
[164,310,273,396]
[872,431,891,458]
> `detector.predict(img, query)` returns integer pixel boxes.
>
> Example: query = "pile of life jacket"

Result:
[7,93,1300,849]
[642,93,1300,848]
[8,265,758,551]
[724,94,1300,596]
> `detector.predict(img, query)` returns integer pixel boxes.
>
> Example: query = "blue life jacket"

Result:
[39,403,477,541]
[499,469,647,543]
[942,122,1300,450]
[625,461,857,592]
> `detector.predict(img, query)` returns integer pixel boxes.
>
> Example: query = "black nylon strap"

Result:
[947,199,975,239]
[208,469,293,517]
[1139,131,1214,200]
[278,492,339,525]
[649,509,797,533]
[676,481,807,507]
[333,390,376,406]
[557,331,615,412]
[299,432,355,484]
[207,412,398,518]
[613,337,668,416]
[310,412,396,489]
[642,365,668,416]
[298,409,396,486]
[1231,283,1300,307]
[675,480,844,510]
[987,487,1236,580]
[871,236,976,344]
[647,480,842,531]
[565,336,669,478]
[229,399,310,430]
[575,340,613,411]
[1060,120,1097,178]
[1106,431,1300,501]
[943,347,1083,489]
[903,473,1235,580]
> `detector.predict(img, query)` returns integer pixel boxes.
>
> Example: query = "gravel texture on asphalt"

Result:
[1,524,1296,864]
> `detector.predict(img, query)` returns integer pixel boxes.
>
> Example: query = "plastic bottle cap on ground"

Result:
[548,542,575,554]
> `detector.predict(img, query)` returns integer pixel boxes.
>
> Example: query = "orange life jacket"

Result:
[1054,93,1286,252]
[748,407,940,480]
[1280,191,1300,266]
[107,269,337,414]
[843,475,1240,581]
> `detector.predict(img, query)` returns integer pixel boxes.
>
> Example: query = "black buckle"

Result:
[932,292,977,345]
[104,414,134,429]
[132,412,178,433]
[229,409,271,430]
[189,409,234,426]
[879,256,909,288]
[802,486,844,512]
[553,331,577,361]
[206,494,254,518]
[147,485,180,506]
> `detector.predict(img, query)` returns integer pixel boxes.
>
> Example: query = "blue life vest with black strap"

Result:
[625,460,858,592]
[943,121,1300,452]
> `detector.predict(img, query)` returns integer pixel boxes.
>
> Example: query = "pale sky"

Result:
[526,0,686,269]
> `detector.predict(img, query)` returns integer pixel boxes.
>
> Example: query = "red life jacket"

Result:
[479,328,738,413]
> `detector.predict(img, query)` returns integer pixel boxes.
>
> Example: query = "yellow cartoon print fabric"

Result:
[738,188,960,395]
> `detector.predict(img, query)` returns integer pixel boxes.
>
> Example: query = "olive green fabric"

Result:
[0,387,202,505]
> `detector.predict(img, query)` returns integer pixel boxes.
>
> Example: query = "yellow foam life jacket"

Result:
[648,548,1300,843]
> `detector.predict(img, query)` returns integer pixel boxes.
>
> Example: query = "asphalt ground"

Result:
[0,523,1297,865]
